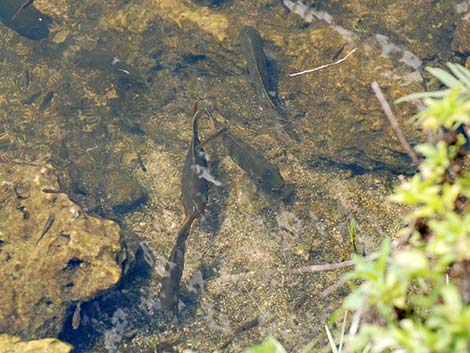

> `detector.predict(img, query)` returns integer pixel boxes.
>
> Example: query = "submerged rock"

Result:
[452,15,470,55]
[0,334,73,353]
[66,153,147,218]
[0,161,125,339]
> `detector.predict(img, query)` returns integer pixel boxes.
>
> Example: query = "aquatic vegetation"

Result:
[338,63,470,352]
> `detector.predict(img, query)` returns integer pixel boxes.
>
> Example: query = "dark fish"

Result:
[11,0,34,21]
[240,26,283,116]
[181,108,209,216]
[240,26,300,141]
[332,45,345,61]
[17,68,30,90]
[146,63,164,83]
[136,151,147,172]
[22,90,41,105]
[159,211,197,312]
[208,110,292,199]
[39,91,54,111]
[219,317,260,350]
[41,188,64,194]
[293,292,309,312]
[0,0,51,40]
[75,48,146,89]
[36,214,54,244]
[72,302,81,329]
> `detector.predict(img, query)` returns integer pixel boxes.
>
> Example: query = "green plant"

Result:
[341,63,470,352]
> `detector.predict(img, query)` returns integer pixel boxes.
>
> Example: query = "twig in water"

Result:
[289,48,357,77]
[321,277,347,297]
[214,259,360,287]
[371,81,420,165]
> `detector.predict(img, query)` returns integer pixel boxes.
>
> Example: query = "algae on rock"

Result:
[0,162,125,339]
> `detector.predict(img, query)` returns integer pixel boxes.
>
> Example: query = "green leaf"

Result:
[395,90,449,103]
[446,63,470,88]
[426,67,461,88]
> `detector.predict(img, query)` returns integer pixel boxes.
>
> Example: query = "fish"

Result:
[36,214,55,244]
[240,26,299,140]
[22,90,41,105]
[41,188,64,194]
[0,0,51,40]
[181,107,209,216]
[74,48,146,89]
[208,110,293,199]
[159,211,197,312]
[17,68,30,90]
[11,0,34,21]
[135,150,147,172]
[219,317,260,350]
[72,302,81,329]
[39,91,54,111]
[292,292,309,312]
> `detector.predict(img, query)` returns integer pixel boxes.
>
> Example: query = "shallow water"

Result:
[0,0,461,351]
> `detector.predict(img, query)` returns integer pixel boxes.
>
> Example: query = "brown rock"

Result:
[452,16,470,55]
[0,162,124,339]
[0,334,73,353]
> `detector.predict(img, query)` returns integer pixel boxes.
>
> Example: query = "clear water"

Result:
[0,0,459,352]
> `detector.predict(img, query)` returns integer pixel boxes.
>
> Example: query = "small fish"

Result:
[136,150,147,172]
[181,106,209,216]
[219,317,260,350]
[159,211,197,312]
[11,0,34,21]
[41,188,64,194]
[22,90,41,105]
[146,63,164,83]
[17,68,30,90]
[75,48,146,89]
[39,91,54,111]
[36,214,55,244]
[293,292,309,312]
[72,302,81,329]
[240,26,298,140]
[208,110,292,199]
[332,45,345,61]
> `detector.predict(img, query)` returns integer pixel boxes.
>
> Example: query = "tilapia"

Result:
[208,110,292,199]
[181,109,209,215]
[240,26,299,140]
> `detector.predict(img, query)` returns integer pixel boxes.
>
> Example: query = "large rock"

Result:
[0,161,124,339]
[452,14,470,55]
[0,334,73,353]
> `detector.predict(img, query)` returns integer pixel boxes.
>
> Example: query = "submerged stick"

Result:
[371,81,420,166]
[214,259,357,287]
[289,48,357,77]
[213,253,380,289]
